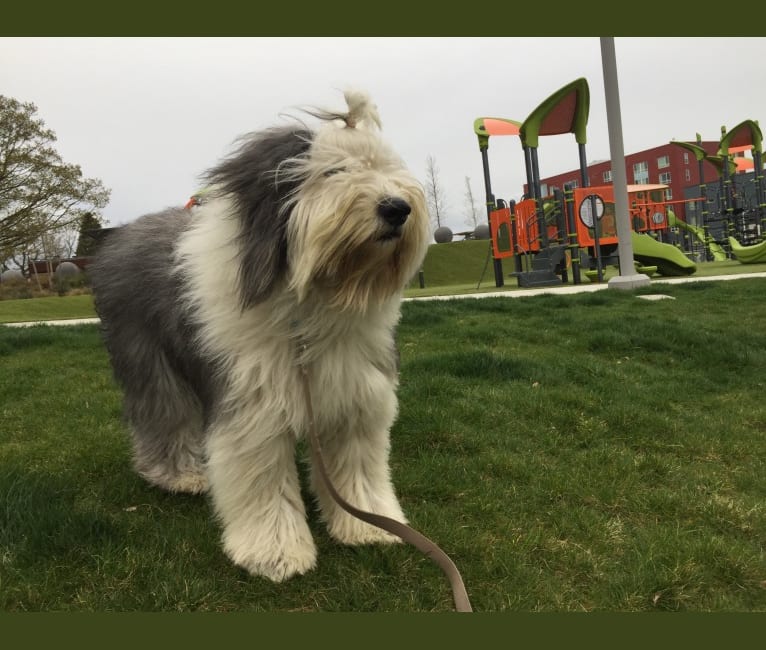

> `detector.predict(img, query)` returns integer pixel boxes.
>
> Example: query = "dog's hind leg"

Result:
[118,343,209,495]
[90,208,209,494]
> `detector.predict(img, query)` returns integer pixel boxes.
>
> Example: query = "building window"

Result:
[659,171,672,185]
[685,169,691,182]
[657,155,670,169]
[603,170,612,183]
[664,188,673,201]
[540,183,548,197]
[568,179,578,189]
[633,161,649,185]
[683,152,689,165]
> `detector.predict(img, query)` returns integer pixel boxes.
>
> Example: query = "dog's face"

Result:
[286,122,430,310]
[204,92,430,312]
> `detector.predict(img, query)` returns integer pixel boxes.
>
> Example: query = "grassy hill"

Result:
[411,239,495,288]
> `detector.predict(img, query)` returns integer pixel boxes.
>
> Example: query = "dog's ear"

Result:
[204,127,313,309]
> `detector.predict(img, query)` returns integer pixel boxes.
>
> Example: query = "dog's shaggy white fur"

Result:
[90,91,430,582]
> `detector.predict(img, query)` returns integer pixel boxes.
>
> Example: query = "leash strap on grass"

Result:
[299,362,473,613]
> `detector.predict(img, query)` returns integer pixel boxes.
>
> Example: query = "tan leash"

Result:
[298,360,473,612]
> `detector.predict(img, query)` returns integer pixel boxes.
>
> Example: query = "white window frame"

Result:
[633,161,649,185]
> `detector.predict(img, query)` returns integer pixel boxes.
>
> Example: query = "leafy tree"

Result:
[0,95,110,267]
[75,212,104,257]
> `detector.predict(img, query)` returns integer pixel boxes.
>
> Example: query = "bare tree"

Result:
[424,155,447,229]
[46,226,79,258]
[464,176,479,228]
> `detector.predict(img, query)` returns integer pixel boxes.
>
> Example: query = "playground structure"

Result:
[669,120,766,263]
[473,79,766,288]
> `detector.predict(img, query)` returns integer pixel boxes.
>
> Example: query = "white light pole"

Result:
[600,36,651,290]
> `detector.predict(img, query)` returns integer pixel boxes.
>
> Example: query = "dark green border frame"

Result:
[2,4,765,642]
[4,2,766,36]
[3,612,766,647]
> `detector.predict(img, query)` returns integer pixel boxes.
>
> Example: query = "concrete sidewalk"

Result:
[3,272,765,326]
[403,271,766,302]
[3,317,100,328]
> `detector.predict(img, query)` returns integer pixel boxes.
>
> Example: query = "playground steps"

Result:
[512,245,567,288]
[512,269,562,288]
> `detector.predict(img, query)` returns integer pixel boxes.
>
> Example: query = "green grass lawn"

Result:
[0,294,96,324]
[2,278,765,611]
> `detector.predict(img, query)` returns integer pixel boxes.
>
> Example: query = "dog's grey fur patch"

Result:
[204,127,314,309]
[90,209,215,489]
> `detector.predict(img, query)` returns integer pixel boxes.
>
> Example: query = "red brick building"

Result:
[532,140,722,221]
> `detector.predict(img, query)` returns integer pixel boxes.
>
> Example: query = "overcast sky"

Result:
[2,37,766,234]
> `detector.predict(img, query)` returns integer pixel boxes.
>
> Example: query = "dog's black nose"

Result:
[377,197,411,227]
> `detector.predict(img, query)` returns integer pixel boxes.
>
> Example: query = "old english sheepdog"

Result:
[90,90,431,582]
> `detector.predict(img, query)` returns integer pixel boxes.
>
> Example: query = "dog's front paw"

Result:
[223,529,318,582]
[328,514,404,546]
[137,466,209,495]
[166,472,209,495]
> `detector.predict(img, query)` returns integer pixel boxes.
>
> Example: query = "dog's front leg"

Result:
[206,418,316,582]
[310,389,407,546]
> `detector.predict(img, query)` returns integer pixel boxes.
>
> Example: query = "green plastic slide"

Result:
[728,236,766,264]
[667,210,726,261]
[630,231,697,276]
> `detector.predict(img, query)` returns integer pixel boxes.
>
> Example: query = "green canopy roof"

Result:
[719,119,763,156]
[473,117,522,150]
[704,155,738,177]
[519,77,590,149]
[669,140,708,162]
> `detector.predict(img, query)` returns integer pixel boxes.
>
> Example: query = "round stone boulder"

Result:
[54,261,82,279]
[433,226,453,243]
[473,223,491,240]
[1,269,24,282]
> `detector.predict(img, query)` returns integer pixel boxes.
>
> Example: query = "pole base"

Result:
[607,273,651,290]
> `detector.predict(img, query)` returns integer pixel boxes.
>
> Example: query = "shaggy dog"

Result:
[90,91,430,582]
